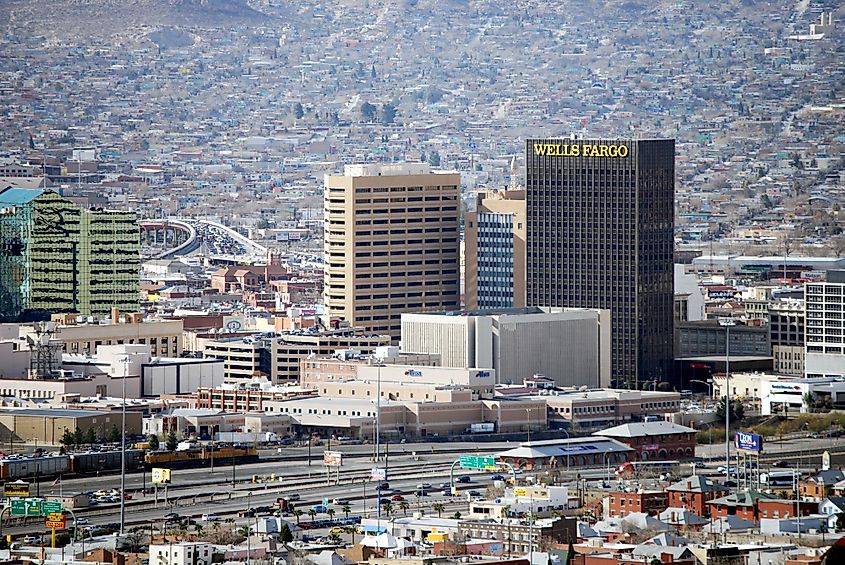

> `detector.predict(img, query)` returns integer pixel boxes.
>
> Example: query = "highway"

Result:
[5,435,839,539]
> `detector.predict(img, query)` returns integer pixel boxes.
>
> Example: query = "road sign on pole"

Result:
[11,498,44,517]
[459,455,496,470]
[43,501,62,514]
[45,513,65,529]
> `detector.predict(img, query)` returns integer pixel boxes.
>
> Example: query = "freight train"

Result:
[0,450,145,480]
[144,446,258,468]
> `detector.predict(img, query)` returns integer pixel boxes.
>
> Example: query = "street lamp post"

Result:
[561,428,570,471]
[119,355,130,535]
[719,318,736,485]
[525,409,531,444]
[689,379,713,398]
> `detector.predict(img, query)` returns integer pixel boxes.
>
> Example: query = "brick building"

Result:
[606,490,669,518]
[593,421,697,460]
[666,475,729,517]
[708,491,817,522]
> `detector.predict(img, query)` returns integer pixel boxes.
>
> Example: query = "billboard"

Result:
[735,431,763,453]
[371,467,387,481]
[4,481,30,497]
[324,451,343,467]
[151,468,172,484]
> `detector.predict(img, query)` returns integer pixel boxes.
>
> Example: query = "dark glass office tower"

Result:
[525,138,675,388]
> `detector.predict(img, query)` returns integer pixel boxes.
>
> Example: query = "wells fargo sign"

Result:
[533,143,629,158]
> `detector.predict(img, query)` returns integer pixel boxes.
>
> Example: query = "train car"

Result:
[0,456,69,480]
[69,449,145,474]
[144,446,258,469]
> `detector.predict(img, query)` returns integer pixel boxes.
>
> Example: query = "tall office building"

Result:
[464,189,526,310]
[324,163,461,340]
[0,188,140,322]
[805,271,845,378]
[525,138,675,388]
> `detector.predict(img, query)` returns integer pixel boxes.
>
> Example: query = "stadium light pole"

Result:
[119,355,130,535]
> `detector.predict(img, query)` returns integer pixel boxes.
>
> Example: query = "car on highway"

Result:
[391,494,404,501]
[469,490,481,498]
[490,474,505,481]
[772,460,791,468]
[439,482,450,489]
[442,489,453,496]
[311,504,328,513]
[22,535,40,544]
[333,498,350,506]
[74,518,90,525]
[379,498,391,505]
[163,513,180,522]
[378,482,390,490]
[416,482,432,489]
[286,493,301,501]
[457,475,471,483]
[414,489,428,497]
[202,514,220,522]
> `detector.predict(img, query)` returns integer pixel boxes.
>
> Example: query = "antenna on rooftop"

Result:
[28,322,61,379]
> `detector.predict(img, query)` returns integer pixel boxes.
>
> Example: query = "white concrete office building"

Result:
[401,306,611,388]
[806,272,845,378]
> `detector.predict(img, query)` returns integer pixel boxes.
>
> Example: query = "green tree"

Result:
[60,429,75,448]
[166,431,178,451]
[293,509,303,524]
[308,508,317,521]
[293,102,304,120]
[399,501,410,516]
[279,523,293,543]
[432,502,445,517]
[73,427,84,446]
[84,428,96,445]
[382,501,393,517]
[429,150,441,167]
[341,503,351,518]
[108,425,121,443]
[148,434,160,450]
[452,511,461,519]
[361,102,377,122]
[381,103,397,125]
[327,508,336,521]
[716,397,744,424]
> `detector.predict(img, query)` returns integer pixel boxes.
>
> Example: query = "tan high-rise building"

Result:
[464,189,526,309]
[324,163,461,340]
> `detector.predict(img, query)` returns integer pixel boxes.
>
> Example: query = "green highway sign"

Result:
[459,455,496,470]
[9,498,61,517]
[43,501,62,514]
[11,498,43,517]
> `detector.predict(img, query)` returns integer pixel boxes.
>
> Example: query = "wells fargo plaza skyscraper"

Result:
[525,138,675,388]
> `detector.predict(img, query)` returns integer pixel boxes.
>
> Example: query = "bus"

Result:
[617,460,680,478]
[760,470,799,487]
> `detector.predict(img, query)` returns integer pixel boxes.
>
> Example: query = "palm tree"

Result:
[293,509,303,524]
[399,501,410,516]
[327,508,336,521]
[347,525,358,544]
[432,502,445,518]
[502,504,512,519]
[341,503,351,519]
[307,508,317,522]
[382,501,393,517]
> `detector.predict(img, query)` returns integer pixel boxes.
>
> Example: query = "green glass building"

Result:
[0,187,139,322]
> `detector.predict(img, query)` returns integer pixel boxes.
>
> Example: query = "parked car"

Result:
[391,494,404,501]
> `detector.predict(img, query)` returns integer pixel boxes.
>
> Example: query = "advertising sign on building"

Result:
[45,512,66,529]
[735,431,763,452]
[324,451,343,467]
